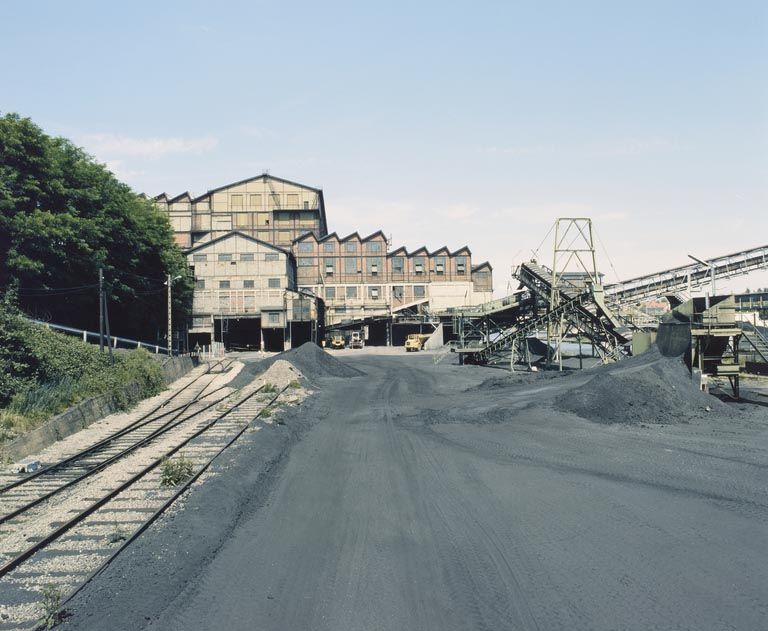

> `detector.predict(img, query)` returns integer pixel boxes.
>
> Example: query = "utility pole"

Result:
[99,267,104,352]
[103,280,114,361]
[167,273,173,356]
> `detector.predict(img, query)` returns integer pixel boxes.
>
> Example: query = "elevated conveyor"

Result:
[455,262,630,364]
[604,244,768,306]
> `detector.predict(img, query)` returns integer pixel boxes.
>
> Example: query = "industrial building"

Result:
[154,173,493,349]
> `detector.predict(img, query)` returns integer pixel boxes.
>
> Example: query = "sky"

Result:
[2,0,767,296]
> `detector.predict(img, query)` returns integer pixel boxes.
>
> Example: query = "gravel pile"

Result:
[554,347,732,425]
[231,343,364,388]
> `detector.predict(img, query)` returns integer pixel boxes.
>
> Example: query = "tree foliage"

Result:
[0,113,191,341]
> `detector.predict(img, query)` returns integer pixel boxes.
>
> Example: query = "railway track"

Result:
[0,360,294,629]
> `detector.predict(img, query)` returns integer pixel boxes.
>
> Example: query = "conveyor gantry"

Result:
[455,262,629,364]
[604,244,768,306]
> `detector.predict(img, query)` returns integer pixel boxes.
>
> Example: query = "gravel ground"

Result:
[62,350,768,631]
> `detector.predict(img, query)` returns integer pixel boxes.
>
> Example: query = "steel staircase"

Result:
[739,322,768,363]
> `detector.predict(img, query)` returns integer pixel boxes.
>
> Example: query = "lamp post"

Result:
[166,274,182,355]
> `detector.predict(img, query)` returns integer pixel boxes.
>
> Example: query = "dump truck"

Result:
[330,334,346,349]
[405,333,430,352]
[349,331,364,349]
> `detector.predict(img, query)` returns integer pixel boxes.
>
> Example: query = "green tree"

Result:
[0,113,191,343]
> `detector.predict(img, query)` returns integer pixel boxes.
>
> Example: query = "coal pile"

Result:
[554,348,731,425]
[231,343,364,388]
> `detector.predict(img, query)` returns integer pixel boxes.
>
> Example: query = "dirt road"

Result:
[66,352,768,631]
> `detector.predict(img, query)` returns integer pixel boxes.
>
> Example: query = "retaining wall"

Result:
[1,356,197,464]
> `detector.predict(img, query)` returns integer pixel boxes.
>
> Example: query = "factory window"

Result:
[325,287,336,299]
[287,193,299,208]
[298,257,314,267]
[345,257,358,274]
[256,213,269,227]
[195,279,205,289]
[434,256,446,274]
[392,285,404,299]
[265,253,279,262]
[367,257,382,275]
[304,201,309,210]
[219,280,230,289]
[244,295,255,310]
[193,254,207,262]
[218,253,233,262]
[234,213,249,228]
[392,256,404,273]
[298,242,313,253]
[325,258,335,276]
[277,230,291,243]
[249,193,262,208]
[414,285,426,298]
[369,286,381,299]
[193,316,209,327]
[346,286,358,299]
[323,242,335,253]
[335,306,347,314]
[240,253,254,262]
[474,270,489,278]
[366,241,382,253]
[456,256,466,274]
[413,257,425,274]
[230,194,244,209]
[268,278,281,288]
[243,280,255,289]
[268,312,280,324]
[344,242,357,253]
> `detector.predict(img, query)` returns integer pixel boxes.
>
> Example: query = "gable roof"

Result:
[472,261,493,271]
[388,246,408,256]
[450,246,472,256]
[168,191,191,203]
[186,230,293,259]
[199,173,322,198]
[429,246,450,256]
[361,230,387,242]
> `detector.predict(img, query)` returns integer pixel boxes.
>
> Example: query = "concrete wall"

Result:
[0,356,196,463]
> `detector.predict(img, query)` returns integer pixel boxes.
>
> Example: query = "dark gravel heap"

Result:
[554,347,731,425]
[231,342,365,388]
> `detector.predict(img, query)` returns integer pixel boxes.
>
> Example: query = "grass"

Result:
[287,379,302,389]
[37,584,62,630]
[0,306,165,443]
[159,453,194,487]
[261,382,279,394]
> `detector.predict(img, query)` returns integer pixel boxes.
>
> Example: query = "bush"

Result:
[159,453,194,487]
[37,584,62,630]
[0,295,165,441]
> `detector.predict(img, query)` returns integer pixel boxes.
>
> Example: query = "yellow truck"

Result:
[330,334,346,350]
[405,333,430,352]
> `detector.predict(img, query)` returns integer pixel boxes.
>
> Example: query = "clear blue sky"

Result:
[3,0,767,294]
